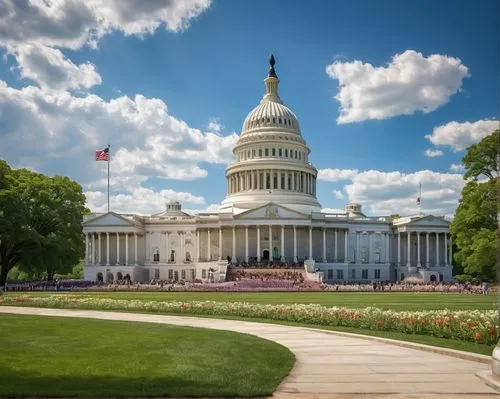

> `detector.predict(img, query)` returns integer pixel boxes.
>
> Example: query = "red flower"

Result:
[490,328,497,336]
[474,332,482,341]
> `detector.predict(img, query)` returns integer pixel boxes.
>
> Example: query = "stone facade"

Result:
[83,57,453,283]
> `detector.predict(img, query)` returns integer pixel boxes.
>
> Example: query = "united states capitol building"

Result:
[83,57,453,284]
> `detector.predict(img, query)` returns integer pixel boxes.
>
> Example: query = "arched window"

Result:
[278,148,282,157]
[252,149,255,157]
[273,117,276,123]
[285,149,288,157]
[272,148,276,156]
[265,148,269,156]
[279,118,282,124]
[153,248,160,262]
[259,149,262,157]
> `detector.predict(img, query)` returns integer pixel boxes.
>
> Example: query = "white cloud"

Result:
[9,44,102,91]
[425,119,498,151]
[424,149,443,157]
[0,0,212,50]
[332,189,345,199]
[326,50,469,124]
[208,118,223,134]
[317,168,358,181]
[449,163,465,172]
[0,0,211,91]
[85,187,205,215]
[0,81,238,211]
[343,169,464,216]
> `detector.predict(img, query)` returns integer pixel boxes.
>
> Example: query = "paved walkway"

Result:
[1,306,498,398]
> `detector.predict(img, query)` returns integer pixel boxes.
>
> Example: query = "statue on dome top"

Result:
[268,54,278,78]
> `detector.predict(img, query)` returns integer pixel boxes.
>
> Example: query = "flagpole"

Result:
[107,144,110,213]
[418,183,422,215]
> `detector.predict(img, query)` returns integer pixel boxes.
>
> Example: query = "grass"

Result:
[0,314,294,397]
[11,290,498,311]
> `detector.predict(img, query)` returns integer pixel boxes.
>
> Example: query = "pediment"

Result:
[236,203,309,220]
[398,215,450,227]
[84,212,136,227]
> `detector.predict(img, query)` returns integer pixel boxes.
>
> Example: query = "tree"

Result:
[462,130,499,180]
[450,130,499,281]
[0,160,87,285]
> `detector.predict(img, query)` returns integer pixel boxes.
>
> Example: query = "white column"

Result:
[322,228,326,262]
[386,233,390,263]
[368,232,373,264]
[98,232,102,265]
[106,232,110,266]
[232,227,236,262]
[196,230,200,262]
[308,226,313,260]
[417,232,421,267]
[257,227,261,261]
[218,227,222,260]
[165,231,170,263]
[207,228,211,261]
[449,235,452,266]
[269,225,273,259]
[293,225,297,262]
[116,232,120,265]
[397,233,401,265]
[134,233,138,265]
[344,229,348,263]
[125,233,129,266]
[280,226,285,261]
[356,232,361,264]
[425,232,430,267]
[91,233,95,265]
[180,232,185,262]
[406,232,411,267]
[444,234,448,265]
[436,232,440,266]
[85,233,89,263]
[245,226,249,262]
[145,232,149,262]
[334,229,338,262]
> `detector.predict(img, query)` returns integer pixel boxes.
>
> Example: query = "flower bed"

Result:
[1,295,498,345]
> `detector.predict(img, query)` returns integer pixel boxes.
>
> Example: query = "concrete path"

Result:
[1,306,498,398]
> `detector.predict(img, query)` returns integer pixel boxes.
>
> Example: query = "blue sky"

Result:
[0,0,498,217]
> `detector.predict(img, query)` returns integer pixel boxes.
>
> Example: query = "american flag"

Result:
[95,147,109,161]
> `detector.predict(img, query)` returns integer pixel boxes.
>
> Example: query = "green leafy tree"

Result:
[0,160,87,285]
[451,130,499,281]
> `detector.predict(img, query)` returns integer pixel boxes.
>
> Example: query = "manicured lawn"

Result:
[0,314,294,397]
[11,291,498,310]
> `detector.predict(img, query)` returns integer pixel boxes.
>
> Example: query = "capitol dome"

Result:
[219,55,321,214]
[241,96,301,136]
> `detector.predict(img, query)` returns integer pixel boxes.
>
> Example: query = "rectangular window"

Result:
[181,270,186,280]
[336,269,344,280]
[154,269,160,279]
[202,269,207,279]
[351,269,356,280]
[327,269,333,280]
[362,269,368,279]
[374,269,381,279]
[191,269,196,280]
[279,148,282,157]
[168,269,173,279]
